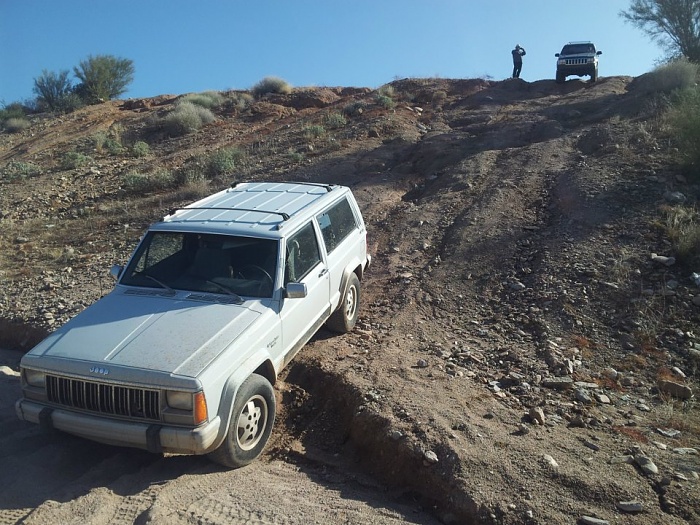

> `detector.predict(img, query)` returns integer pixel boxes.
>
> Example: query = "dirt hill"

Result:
[1,76,699,525]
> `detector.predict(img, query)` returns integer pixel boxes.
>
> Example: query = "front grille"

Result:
[46,375,161,421]
[565,58,589,65]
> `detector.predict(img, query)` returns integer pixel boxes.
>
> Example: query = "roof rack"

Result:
[167,207,290,220]
[230,181,335,193]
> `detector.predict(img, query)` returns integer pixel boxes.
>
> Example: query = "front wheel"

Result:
[208,374,275,468]
[555,71,565,84]
[326,273,360,333]
[590,68,598,82]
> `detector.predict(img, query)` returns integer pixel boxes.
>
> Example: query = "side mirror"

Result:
[110,265,123,281]
[555,53,560,57]
[285,282,307,299]
[597,51,602,55]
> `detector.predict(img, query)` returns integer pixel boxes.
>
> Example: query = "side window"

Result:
[285,222,321,283]
[316,198,358,254]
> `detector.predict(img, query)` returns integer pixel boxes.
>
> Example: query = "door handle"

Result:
[318,268,328,277]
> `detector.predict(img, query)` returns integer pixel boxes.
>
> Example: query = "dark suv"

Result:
[555,42,602,83]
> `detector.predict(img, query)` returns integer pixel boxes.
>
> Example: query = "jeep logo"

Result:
[90,366,109,375]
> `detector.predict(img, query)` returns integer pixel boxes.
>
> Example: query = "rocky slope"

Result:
[1,76,699,524]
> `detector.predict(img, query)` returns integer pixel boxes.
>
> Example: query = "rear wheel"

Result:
[327,273,360,333]
[208,374,275,468]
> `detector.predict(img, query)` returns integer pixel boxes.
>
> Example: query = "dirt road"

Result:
[0,348,441,525]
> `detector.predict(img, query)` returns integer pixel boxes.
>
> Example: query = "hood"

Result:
[27,289,261,377]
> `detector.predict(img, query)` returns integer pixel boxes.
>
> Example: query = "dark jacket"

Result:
[512,47,526,64]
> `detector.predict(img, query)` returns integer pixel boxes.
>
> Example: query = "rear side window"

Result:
[317,198,358,254]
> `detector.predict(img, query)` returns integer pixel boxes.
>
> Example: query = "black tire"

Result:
[208,374,275,468]
[555,72,565,84]
[591,68,598,82]
[326,273,360,333]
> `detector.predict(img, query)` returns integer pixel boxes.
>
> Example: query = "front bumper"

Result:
[15,398,221,455]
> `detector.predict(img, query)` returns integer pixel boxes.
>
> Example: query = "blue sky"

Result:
[1,0,663,105]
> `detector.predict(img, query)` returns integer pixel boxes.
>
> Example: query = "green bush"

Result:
[208,147,245,177]
[131,141,150,157]
[375,94,395,109]
[225,92,254,112]
[633,58,699,95]
[0,102,27,123]
[122,169,174,193]
[304,124,326,138]
[1,160,40,180]
[343,101,366,117]
[61,151,92,170]
[3,117,30,133]
[251,76,292,98]
[74,54,134,104]
[33,69,77,113]
[324,112,347,129]
[180,91,225,109]
[93,128,123,154]
[667,87,700,175]
[162,101,216,136]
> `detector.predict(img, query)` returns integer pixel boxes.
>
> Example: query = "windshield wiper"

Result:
[140,273,175,292]
[203,279,243,301]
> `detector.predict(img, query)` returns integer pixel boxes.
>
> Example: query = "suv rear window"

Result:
[317,197,359,254]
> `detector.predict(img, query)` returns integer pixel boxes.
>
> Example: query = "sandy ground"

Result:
[1,348,443,525]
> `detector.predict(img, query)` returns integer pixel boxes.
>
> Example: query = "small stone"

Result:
[583,439,600,452]
[671,366,686,378]
[602,367,618,380]
[518,423,530,435]
[634,454,659,476]
[388,430,404,440]
[594,393,611,404]
[542,377,574,390]
[578,516,609,525]
[575,388,593,405]
[652,441,668,450]
[616,501,643,513]
[416,359,428,368]
[423,450,439,464]
[529,406,546,425]
[651,253,676,266]
[542,454,559,468]
[610,455,635,465]
[673,447,698,455]
[657,427,681,438]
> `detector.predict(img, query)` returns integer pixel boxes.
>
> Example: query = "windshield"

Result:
[120,231,278,298]
[561,43,595,55]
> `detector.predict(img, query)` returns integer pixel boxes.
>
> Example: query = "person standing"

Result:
[512,44,526,78]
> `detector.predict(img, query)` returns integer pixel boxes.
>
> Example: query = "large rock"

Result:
[658,379,693,400]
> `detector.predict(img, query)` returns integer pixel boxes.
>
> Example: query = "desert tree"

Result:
[73,54,134,104]
[32,69,78,112]
[621,0,700,62]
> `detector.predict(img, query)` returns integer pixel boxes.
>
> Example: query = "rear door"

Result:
[316,195,362,310]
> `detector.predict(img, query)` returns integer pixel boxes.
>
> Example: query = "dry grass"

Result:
[612,426,649,444]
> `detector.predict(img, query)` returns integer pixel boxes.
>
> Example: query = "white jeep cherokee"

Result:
[16,181,370,468]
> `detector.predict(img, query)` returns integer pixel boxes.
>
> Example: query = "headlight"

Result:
[166,390,194,410]
[24,369,46,388]
[557,59,565,65]
[166,390,208,425]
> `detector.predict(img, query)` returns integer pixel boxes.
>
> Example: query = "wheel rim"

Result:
[236,394,268,451]
[344,285,357,320]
